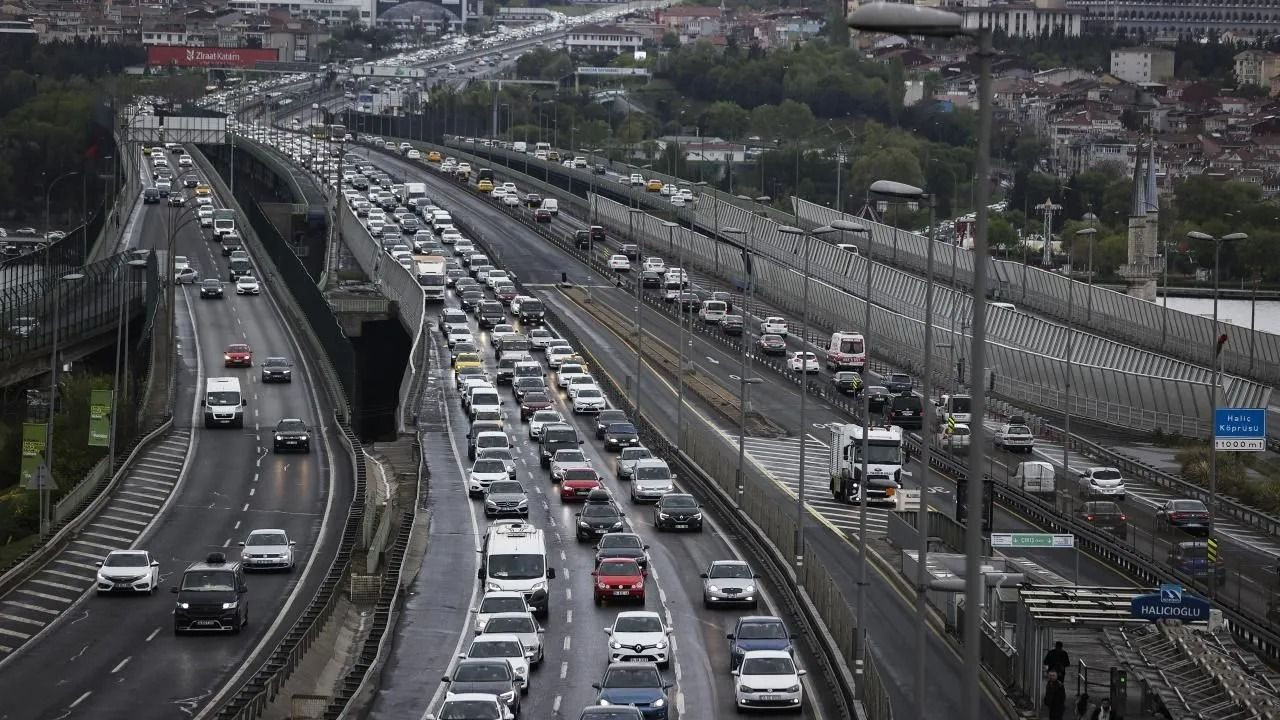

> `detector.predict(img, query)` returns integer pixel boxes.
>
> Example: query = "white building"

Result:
[226,0,375,25]
[1110,47,1175,84]
[945,0,1083,38]
[565,23,643,54]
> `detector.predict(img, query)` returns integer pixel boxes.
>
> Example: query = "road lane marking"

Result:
[559,661,568,679]
[0,613,44,628]
[146,627,161,642]
[242,503,250,512]
[111,656,131,673]
[69,692,92,708]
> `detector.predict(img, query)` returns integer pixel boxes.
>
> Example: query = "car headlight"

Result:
[177,602,189,609]
[531,581,546,592]
[517,499,528,507]
[222,602,239,610]
[610,641,623,649]
[745,585,756,593]
[652,699,666,708]
[611,522,623,530]
[224,354,231,360]
[739,685,755,694]
[707,585,719,592]
[513,664,527,677]
[578,520,590,528]
[658,512,670,519]
[487,581,503,591]
[598,699,612,706]
[784,684,801,693]
[655,641,667,649]
[499,690,515,702]
[598,580,609,588]
[691,513,703,520]
[275,434,284,441]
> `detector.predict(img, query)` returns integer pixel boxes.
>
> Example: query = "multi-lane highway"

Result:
[0,148,350,719]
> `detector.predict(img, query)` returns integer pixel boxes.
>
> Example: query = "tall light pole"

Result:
[44,170,81,276]
[664,219,687,441]
[1081,211,1098,322]
[848,6,995,719]
[629,207,646,415]
[722,225,760,508]
[779,224,835,572]
[44,271,85,534]
[1187,229,1247,598]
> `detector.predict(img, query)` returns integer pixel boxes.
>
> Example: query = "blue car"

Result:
[578,707,644,720]
[727,616,794,670]
[592,662,672,720]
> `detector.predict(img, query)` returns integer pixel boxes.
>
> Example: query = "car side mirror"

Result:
[643,545,650,550]
[238,587,247,594]
[171,587,179,593]
[726,633,735,639]
[699,573,708,578]
[753,573,761,579]
[578,439,584,444]
[547,567,556,579]
[151,561,159,567]
[242,399,248,407]
[797,670,807,676]
[731,670,740,677]
[604,627,612,634]
[477,568,484,580]
[664,682,674,689]
[591,683,601,690]
[441,676,451,683]
[289,541,296,546]
[95,561,104,567]
[590,570,598,576]
[238,541,246,546]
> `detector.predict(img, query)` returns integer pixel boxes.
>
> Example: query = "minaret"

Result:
[1119,142,1157,300]
[1143,141,1161,287]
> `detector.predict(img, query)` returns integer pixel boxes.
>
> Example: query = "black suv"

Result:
[517,298,544,324]
[653,493,703,532]
[478,301,506,329]
[574,229,591,249]
[199,278,224,299]
[885,394,924,429]
[273,418,311,452]
[261,356,293,383]
[172,552,247,634]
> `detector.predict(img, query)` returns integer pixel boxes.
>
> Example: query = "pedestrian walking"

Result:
[1088,698,1116,720]
[1044,640,1070,678]
[1044,671,1067,720]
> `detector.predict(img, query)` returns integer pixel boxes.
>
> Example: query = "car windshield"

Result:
[522,301,543,312]
[1177,545,1208,560]
[564,469,598,482]
[616,615,663,633]
[524,393,550,404]
[277,420,306,432]
[741,656,796,675]
[598,559,638,575]
[1088,502,1122,514]
[622,449,652,460]
[202,279,219,287]
[739,621,787,639]
[544,429,577,444]
[856,444,901,464]
[556,451,586,463]
[438,700,501,720]
[533,411,561,422]
[473,460,506,474]
[489,481,523,494]
[601,534,642,549]
[265,358,288,367]
[1172,500,1207,512]
[890,374,911,384]
[1092,469,1122,481]
[453,662,510,682]
[479,448,513,461]
[247,531,288,546]
[228,344,249,353]
[454,343,478,354]
[581,504,617,519]
[487,554,545,579]
[710,563,752,579]
[607,424,636,434]
[635,467,670,481]
[603,666,661,688]
[207,391,240,405]
[479,595,526,614]
[485,616,535,634]
[104,552,147,567]
[577,389,602,398]
[475,435,505,449]
[661,495,696,509]
[181,570,236,591]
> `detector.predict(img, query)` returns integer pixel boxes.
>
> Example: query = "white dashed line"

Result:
[110,656,131,673]
[559,662,568,679]
[145,627,161,642]
[69,692,91,708]
[242,503,250,512]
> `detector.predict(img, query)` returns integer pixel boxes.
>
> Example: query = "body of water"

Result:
[1161,297,1280,337]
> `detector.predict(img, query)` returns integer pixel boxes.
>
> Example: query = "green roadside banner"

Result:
[89,389,112,448]
[20,422,47,487]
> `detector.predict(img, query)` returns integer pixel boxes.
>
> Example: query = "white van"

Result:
[539,198,558,216]
[1013,461,1055,497]
[481,521,554,616]
[512,141,527,153]
[699,299,727,323]
[204,377,246,428]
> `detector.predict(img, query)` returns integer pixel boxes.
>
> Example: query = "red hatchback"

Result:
[593,558,646,604]
[560,468,602,502]
[224,343,253,367]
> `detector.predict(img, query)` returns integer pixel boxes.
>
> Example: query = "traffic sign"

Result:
[1131,583,1210,622]
[1214,407,1267,451]
[990,533,1075,548]
[1206,537,1219,563]
[25,461,57,491]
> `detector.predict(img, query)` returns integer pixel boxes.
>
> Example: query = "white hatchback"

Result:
[608,255,631,271]
[760,316,789,336]
[606,611,671,667]
[734,650,806,711]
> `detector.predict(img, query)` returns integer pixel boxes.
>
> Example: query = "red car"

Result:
[494,286,519,304]
[755,334,786,356]
[534,207,552,223]
[520,391,553,420]
[224,343,253,367]
[560,468,602,501]
[593,558,646,604]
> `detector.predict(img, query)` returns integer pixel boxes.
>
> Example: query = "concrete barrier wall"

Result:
[336,201,424,340]
[793,196,1280,389]
[590,193,1216,436]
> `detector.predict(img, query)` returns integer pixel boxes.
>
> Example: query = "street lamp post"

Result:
[1081,211,1098,322]
[110,259,149,473]
[1187,229,1247,597]
[44,271,85,534]
[629,207,646,414]
[848,6,995,719]
[722,225,759,507]
[44,170,82,276]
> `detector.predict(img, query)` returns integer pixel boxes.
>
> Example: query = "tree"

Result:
[989,216,1020,252]
[661,32,680,50]
[699,100,750,140]
[749,99,814,141]
[848,147,925,201]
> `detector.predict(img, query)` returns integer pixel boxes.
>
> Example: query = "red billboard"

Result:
[147,45,280,69]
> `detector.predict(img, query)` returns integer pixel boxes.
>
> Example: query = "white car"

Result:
[235,275,261,295]
[174,255,190,272]
[938,423,972,451]
[761,316,789,336]
[643,257,666,272]
[734,650,806,712]
[473,590,531,632]
[198,207,214,226]
[608,255,631,271]
[670,195,687,207]
[502,193,520,207]
[490,325,518,347]
[527,328,555,349]
[557,364,589,388]
[788,351,819,374]
[442,229,464,245]
[461,634,530,692]
[1079,467,1126,500]
[550,449,592,482]
[406,149,421,160]
[546,346,576,369]
[993,422,1035,453]
[606,611,671,667]
[486,270,512,287]
[479,611,545,664]
[659,183,676,196]
[174,267,198,284]
[447,328,474,348]
[95,549,159,594]
[571,387,606,413]
[469,458,510,496]
[239,528,296,570]
[528,410,564,439]
[427,693,515,720]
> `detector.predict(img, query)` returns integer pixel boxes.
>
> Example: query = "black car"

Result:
[595,532,650,568]
[576,502,625,541]
[831,371,862,394]
[261,356,293,383]
[865,386,891,412]
[143,187,161,204]
[183,175,199,188]
[620,243,639,260]
[525,193,542,208]
[593,164,608,175]
[273,418,311,452]
[595,409,630,439]
[512,376,546,401]
[885,394,924,428]
[589,225,607,243]
[641,270,662,288]
[171,552,247,634]
[756,334,787,355]
[1075,501,1127,537]
[534,208,552,223]
[460,291,484,312]
[199,278,224,299]
[573,229,591,249]
[1156,499,1212,536]
[721,314,744,336]
[478,301,506,329]
[517,298,545,324]
[653,493,703,532]
[441,659,521,716]
[603,423,640,451]
[885,373,914,394]
[1169,540,1227,583]
[579,708,643,720]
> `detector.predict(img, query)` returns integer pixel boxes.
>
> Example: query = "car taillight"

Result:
[1086,515,1095,521]
[1119,515,1127,521]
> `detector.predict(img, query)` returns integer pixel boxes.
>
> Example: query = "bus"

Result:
[310,123,327,140]
[328,124,347,142]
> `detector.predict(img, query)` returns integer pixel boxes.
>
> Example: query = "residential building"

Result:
[942,0,1083,38]
[495,7,555,25]
[1235,50,1280,89]
[654,5,722,35]
[227,0,375,25]
[565,23,643,54]
[1068,0,1280,39]
[1110,47,1174,84]
[263,15,330,61]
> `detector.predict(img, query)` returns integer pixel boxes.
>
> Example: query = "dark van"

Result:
[477,168,495,183]
[885,394,924,429]
[171,552,247,634]
[539,424,582,467]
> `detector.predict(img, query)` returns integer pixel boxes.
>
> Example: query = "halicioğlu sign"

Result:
[1130,583,1211,622]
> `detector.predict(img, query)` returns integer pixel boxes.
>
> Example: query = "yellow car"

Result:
[477,179,494,193]
[195,184,211,197]
[646,179,663,192]
[427,151,442,162]
[454,352,483,370]
[547,151,561,162]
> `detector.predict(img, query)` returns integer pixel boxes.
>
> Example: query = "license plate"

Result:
[115,582,132,588]
[674,524,688,529]
[285,440,297,445]
[613,590,629,596]
[577,489,590,495]
[761,695,780,701]
[195,620,220,627]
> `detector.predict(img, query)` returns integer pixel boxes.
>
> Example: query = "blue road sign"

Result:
[1214,408,1267,451]
[1132,584,1210,622]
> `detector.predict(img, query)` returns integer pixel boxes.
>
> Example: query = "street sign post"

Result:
[1213,407,1267,451]
[991,533,1081,583]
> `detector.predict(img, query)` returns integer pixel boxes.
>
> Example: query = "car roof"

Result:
[247,527,287,535]
[737,615,784,625]
[615,610,661,621]
[740,649,794,660]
